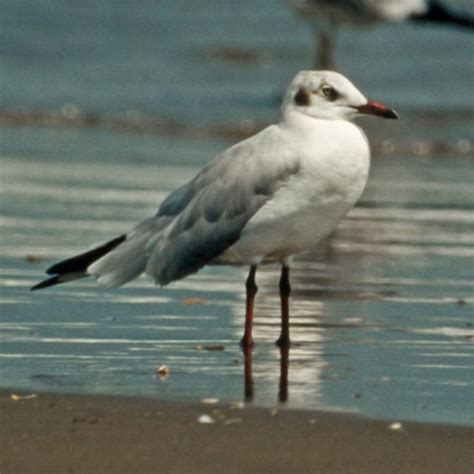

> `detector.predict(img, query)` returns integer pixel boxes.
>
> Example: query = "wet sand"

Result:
[1,391,473,474]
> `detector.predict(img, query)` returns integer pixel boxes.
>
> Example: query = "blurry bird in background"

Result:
[289,0,474,68]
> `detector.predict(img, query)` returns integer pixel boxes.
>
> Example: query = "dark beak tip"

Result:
[388,109,400,120]
[358,100,400,120]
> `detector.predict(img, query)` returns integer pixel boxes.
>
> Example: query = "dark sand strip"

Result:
[1,391,473,474]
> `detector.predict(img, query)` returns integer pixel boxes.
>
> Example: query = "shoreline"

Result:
[1,107,473,159]
[1,390,473,474]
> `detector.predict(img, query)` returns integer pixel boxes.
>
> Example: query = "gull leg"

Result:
[240,265,258,348]
[276,264,291,347]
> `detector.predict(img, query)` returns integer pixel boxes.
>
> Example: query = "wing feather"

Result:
[146,126,301,285]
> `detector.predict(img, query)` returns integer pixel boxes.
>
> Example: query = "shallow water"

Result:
[1,0,474,425]
[1,127,473,425]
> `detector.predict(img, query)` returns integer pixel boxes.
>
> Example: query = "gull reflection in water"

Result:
[233,244,372,408]
[235,262,332,406]
[242,344,290,403]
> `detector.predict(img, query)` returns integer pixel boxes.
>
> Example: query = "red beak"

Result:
[356,100,399,120]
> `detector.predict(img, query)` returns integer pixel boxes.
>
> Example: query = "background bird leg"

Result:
[314,19,337,69]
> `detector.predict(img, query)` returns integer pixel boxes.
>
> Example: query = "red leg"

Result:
[240,265,258,348]
[276,264,291,347]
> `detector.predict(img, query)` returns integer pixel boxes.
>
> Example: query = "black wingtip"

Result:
[31,234,127,291]
[31,275,62,291]
[46,234,126,276]
[413,1,474,30]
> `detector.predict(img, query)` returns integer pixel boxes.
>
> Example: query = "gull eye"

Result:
[321,86,339,101]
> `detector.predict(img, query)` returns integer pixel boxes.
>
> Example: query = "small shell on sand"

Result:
[201,398,219,405]
[155,365,170,379]
[388,422,403,431]
[198,414,214,424]
[11,393,37,401]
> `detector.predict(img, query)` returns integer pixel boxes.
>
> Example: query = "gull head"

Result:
[283,70,399,121]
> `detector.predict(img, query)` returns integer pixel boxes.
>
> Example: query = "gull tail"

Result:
[31,217,160,291]
[31,234,127,290]
[412,0,474,29]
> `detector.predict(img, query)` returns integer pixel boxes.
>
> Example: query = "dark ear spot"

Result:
[294,87,310,106]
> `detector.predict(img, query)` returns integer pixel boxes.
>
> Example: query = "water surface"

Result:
[1,127,473,425]
[1,0,474,426]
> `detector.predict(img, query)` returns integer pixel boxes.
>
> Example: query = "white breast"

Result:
[218,119,370,264]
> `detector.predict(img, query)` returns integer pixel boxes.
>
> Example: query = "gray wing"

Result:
[146,126,301,285]
[296,0,378,23]
[303,0,428,22]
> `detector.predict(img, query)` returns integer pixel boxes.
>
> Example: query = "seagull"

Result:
[289,0,474,68]
[32,70,398,347]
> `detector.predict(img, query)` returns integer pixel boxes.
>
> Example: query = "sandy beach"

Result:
[2,3,474,474]
[1,391,473,474]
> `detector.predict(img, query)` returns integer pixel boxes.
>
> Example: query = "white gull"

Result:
[289,0,474,68]
[32,70,398,347]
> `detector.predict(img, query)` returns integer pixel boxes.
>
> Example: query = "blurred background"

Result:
[1,0,473,425]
